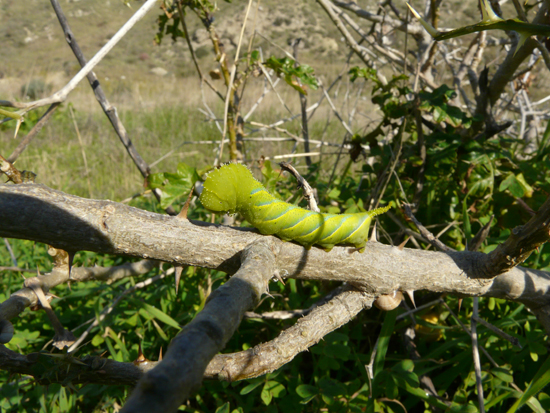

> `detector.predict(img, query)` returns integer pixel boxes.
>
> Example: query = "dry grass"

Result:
[1,69,370,201]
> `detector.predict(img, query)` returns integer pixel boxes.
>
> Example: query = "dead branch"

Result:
[204,285,373,381]
[485,1,550,108]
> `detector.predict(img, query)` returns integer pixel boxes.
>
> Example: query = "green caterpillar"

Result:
[199,163,390,252]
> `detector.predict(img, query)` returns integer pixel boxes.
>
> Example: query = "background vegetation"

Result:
[1,0,550,412]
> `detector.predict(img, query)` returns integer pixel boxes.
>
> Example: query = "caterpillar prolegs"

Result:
[199,163,390,252]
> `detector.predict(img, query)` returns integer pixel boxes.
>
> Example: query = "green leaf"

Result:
[104,336,121,362]
[125,313,139,327]
[324,343,351,360]
[261,382,273,405]
[250,50,260,62]
[514,173,533,197]
[391,359,414,373]
[140,302,181,330]
[349,66,380,85]
[296,384,319,399]
[240,380,263,395]
[266,381,286,398]
[91,334,104,347]
[147,162,200,209]
[390,359,419,388]
[385,374,398,399]
[499,173,526,198]
[399,379,451,410]
[373,309,397,376]
[484,389,516,410]
[492,367,514,383]
[107,329,130,361]
[507,355,550,412]
[260,380,286,405]
[450,402,479,412]
[319,377,346,398]
[215,402,230,413]
[151,318,169,341]
[263,56,318,94]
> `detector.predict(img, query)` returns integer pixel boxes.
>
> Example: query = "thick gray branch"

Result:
[121,239,278,413]
[203,285,373,381]
[1,183,550,318]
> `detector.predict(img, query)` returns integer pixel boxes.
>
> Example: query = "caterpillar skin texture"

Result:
[199,163,390,252]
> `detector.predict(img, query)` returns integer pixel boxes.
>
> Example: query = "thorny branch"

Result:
[1,183,550,320]
[1,0,550,409]
[121,239,279,412]
[48,0,177,213]
[0,285,372,387]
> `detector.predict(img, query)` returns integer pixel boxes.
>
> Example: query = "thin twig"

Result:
[49,0,175,213]
[403,203,454,252]
[26,274,75,350]
[2,239,17,267]
[243,78,279,121]
[292,39,312,166]
[0,266,36,274]
[471,297,486,413]
[176,1,224,100]
[69,269,172,353]
[7,103,60,162]
[439,299,499,368]
[1,0,158,113]
[320,81,353,135]
[279,161,319,212]
[472,315,522,349]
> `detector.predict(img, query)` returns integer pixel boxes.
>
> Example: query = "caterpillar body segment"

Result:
[199,163,390,252]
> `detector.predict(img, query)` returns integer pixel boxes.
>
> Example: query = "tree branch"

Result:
[480,195,550,277]
[121,238,278,412]
[203,285,373,381]
[0,284,372,386]
[0,258,157,321]
[331,0,424,35]
[1,183,550,323]
[486,1,550,106]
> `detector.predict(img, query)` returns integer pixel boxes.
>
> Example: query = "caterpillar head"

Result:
[199,166,239,214]
[199,163,261,214]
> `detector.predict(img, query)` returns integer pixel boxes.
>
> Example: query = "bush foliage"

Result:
[1,0,550,412]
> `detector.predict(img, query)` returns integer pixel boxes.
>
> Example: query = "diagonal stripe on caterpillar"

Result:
[199,163,390,252]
